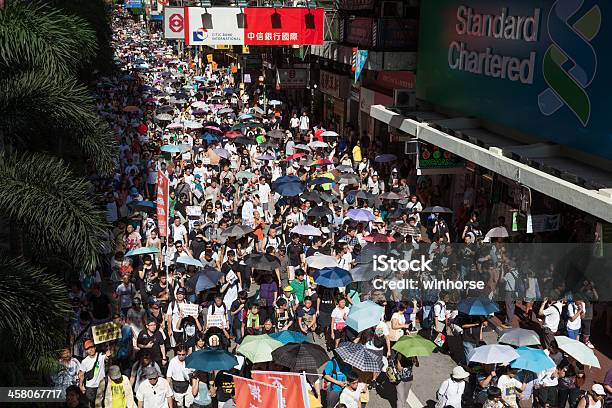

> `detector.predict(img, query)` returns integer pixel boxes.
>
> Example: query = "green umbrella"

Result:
[555,336,600,367]
[237,335,283,363]
[392,334,436,357]
[236,170,255,180]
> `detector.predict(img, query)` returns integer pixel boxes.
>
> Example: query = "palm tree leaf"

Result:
[0,0,96,76]
[0,254,70,381]
[0,153,109,269]
[0,70,117,173]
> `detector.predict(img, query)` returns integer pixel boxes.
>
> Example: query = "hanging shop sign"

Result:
[377,18,418,50]
[362,70,416,94]
[164,7,185,40]
[125,0,143,9]
[344,17,374,48]
[417,0,612,160]
[339,0,376,10]
[277,69,309,89]
[184,7,244,46]
[319,70,350,99]
[243,8,324,45]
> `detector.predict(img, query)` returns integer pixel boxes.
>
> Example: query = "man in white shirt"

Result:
[290,113,300,135]
[539,298,564,333]
[433,291,449,350]
[166,288,191,345]
[170,217,188,247]
[299,111,310,135]
[78,340,108,406]
[258,177,272,219]
[166,344,194,408]
[136,367,173,408]
[339,372,365,408]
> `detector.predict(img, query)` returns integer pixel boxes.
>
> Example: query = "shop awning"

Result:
[370,104,612,223]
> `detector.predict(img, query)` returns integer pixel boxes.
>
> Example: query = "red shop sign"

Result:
[244,7,324,45]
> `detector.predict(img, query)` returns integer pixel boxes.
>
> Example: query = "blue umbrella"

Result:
[315,267,353,288]
[275,182,304,197]
[510,347,556,373]
[185,348,238,372]
[458,297,500,315]
[345,301,384,333]
[194,76,208,82]
[125,246,160,257]
[272,175,300,188]
[192,273,217,293]
[308,177,335,186]
[160,144,182,153]
[347,208,375,222]
[201,133,218,143]
[239,114,254,120]
[269,331,310,344]
[224,87,235,93]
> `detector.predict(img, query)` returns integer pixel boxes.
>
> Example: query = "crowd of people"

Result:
[51,8,611,408]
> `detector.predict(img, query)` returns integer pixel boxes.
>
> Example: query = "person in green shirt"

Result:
[290,269,308,304]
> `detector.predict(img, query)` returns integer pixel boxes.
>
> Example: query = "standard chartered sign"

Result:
[448,6,540,84]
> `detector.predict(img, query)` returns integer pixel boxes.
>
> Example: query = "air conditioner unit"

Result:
[381,1,403,17]
[393,88,416,108]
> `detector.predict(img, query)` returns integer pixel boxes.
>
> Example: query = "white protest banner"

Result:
[180,303,200,317]
[92,322,121,345]
[185,7,244,46]
[206,314,227,329]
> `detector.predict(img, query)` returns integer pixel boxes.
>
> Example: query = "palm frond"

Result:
[0,153,109,270]
[0,254,70,382]
[0,70,117,173]
[0,0,97,76]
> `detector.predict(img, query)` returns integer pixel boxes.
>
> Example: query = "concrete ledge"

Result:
[370,105,612,223]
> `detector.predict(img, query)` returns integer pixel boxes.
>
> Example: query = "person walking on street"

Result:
[95,365,136,408]
[136,366,173,408]
[78,340,108,408]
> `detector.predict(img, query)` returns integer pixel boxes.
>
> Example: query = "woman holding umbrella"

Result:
[394,353,419,408]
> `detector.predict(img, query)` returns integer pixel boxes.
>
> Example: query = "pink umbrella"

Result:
[205,125,222,133]
[166,123,183,129]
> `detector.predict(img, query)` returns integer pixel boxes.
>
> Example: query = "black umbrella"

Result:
[267,129,285,139]
[244,253,280,271]
[234,137,255,146]
[421,206,453,214]
[307,206,332,218]
[355,190,376,200]
[300,190,321,203]
[320,192,339,204]
[271,343,329,372]
[221,224,253,238]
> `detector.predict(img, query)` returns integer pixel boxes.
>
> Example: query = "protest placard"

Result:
[92,322,121,345]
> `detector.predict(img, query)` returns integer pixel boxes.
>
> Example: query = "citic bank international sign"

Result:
[417,0,612,161]
[184,7,324,46]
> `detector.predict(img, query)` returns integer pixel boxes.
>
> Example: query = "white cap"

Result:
[591,384,605,396]
[451,366,469,379]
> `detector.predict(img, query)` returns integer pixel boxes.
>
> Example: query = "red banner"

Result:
[252,371,307,408]
[155,171,169,237]
[234,376,280,408]
[244,8,324,45]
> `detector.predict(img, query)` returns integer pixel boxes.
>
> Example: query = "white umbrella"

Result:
[485,226,509,240]
[176,256,204,268]
[166,122,183,130]
[306,255,338,269]
[269,100,282,106]
[309,141,328,148]
[291,225,322,236]
[191,101,208,108]
[294,144,312,152]
[184,121,203,130]
[499,328,541,347]
[555,336,600,367]
[468,344,520,364]
[321,130,338,137]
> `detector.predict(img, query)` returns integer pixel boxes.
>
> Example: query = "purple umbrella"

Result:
[347,208,375,222]
[214,148,230,159]
[256,154,276,161]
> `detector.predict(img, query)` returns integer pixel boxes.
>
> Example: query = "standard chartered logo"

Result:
[538,1,601,126]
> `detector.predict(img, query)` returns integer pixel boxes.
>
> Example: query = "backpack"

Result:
[554,303,570,335]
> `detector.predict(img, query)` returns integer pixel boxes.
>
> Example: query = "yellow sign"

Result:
[92,322,121,345]
[215,45,231,50]
[242,45,250,54]
[206,54,214,63]
[212,61,218,71]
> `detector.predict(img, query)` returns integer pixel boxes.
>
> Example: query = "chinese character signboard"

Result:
[320,70,349,99]
[156,171,169,237]
[244,7,324,45]
[185,7,244,46]
[125,0,143,9]
[163,7,185,40]
[92,322,121,345]
[277,69,308,89]
[234,376,280,408]
[252,371,308,408]
[344,17,374,47]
